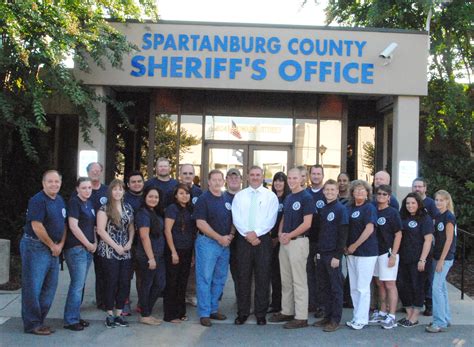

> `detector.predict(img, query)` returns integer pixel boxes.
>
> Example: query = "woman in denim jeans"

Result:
[426,190,456,333]
[97,179,135,328]
[63,177,96,331]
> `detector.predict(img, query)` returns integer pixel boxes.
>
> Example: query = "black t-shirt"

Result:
[165,203,196,250]
[135,207,165,258]
[376,206,402,255]
[271,195,285,238]
[65,195,96,249]
[433,211,456,261]
[400,214,433,264]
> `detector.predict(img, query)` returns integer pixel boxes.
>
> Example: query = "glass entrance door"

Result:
[204,143,291,189]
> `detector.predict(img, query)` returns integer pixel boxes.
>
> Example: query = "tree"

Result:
[0,0,158,160]
[324,0,473,237]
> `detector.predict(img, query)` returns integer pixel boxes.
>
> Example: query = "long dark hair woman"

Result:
[63,177,96,331]
[163,183,196,323]
[268,171,290,313]
[345,180,378,330]
[135,186,166,326]
[397,192,433,328]
[96,179,134,328]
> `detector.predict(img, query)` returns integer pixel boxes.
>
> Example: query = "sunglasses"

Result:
[377,192,389,196]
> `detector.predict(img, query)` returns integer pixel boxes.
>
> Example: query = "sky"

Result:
[157,0,330,26]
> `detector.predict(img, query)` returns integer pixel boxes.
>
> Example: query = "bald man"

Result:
[372,171,399,210]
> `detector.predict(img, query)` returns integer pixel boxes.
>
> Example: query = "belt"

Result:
[291,235,308,241]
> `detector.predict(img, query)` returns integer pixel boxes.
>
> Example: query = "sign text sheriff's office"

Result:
[76,22,428,96]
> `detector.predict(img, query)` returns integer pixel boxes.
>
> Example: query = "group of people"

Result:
[20,160,456,336]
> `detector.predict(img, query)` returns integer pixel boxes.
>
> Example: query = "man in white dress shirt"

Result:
[231,166,279,325]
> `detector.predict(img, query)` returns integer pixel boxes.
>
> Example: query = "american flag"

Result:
[230,120,242,139]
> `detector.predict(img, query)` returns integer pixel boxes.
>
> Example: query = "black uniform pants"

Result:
[236,233,272,318]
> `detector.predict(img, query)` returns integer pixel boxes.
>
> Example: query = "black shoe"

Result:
[267,307,280,313]
[423,308,433,316]
[234,315,248,325]
[200,317,212,327]
[79,319,90,327]
[114,316,129,327]
[105,315,116,329]
[64,323,84,331]
[314,308,325,318]
[257,317,267,325]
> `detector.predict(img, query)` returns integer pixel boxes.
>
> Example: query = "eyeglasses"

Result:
[377,192,389,196]
[182,172,194,175]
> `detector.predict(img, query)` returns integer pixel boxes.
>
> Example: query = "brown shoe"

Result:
[283,319,308,329]
[313,318,331,327]
[200,317,212,327]
[210,312,227,320]
[30,326,51,336]
[268,313,294,323]
[323,321,340,332]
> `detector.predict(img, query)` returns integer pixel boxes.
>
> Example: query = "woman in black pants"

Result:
[163,184,196,323]
[268,172,290,313]
[397,192,433,328]
[135,186,166,325]
[96,179,134,328]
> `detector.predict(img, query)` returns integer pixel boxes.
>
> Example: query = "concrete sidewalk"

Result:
[1,264,473,346]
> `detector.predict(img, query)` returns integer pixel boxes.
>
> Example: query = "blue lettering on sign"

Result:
[130,33,375,85]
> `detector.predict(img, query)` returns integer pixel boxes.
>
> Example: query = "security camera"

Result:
[379,43,398,59]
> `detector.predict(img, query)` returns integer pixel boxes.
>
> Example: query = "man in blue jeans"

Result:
[20,170,67,335]
[194,169,234,327]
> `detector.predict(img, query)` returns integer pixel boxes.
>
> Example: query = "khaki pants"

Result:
[279,237,309,320]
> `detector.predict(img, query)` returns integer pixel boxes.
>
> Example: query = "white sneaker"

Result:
[347,320,366,330]
[369,310,387,324]
[381,315,397,329]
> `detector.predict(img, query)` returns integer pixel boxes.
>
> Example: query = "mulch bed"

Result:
[447,258,474,298]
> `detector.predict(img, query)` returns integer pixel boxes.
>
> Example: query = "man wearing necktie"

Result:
[231,166,279,325]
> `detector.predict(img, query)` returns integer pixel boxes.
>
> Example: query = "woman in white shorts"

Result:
[370,185,402,329]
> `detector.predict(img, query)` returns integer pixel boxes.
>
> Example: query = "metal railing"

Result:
[459,227,473,300]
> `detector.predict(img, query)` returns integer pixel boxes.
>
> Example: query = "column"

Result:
[391,96,419,201]
[77,86,108,179]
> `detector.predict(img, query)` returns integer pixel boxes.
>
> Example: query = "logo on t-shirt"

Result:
[91,209,95,217]
[62,208,66,219]
[351,211,360,218]
[100,197,108,205]
[408,220,418,228]
[225,202,232,210]
[278,203,284,212]
[292,201,301,211]
[327,212,335,221]
[377,217,386,225]
[437,222,444,231]
[316,200,325,209]
[192,197,198,205]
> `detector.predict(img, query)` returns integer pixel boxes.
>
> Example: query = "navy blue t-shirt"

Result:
[194,191,233,236]
[400,214,434,264]
[135,207,165,258]
[423,197,440,219]
[165,203,196,250]
[65,195,96,249]
[224,190,236,203]
[347,201,378,257]
[376,206,402,255]
[433,211,456,261]
[317,200,349,254]
[306,187,326,243]
[24,191,66,243]
[371,195,399,211]
[282,190,313,234]
[145,177,178,206]
[271,195,286,238]
[90,184,108,212]
[124,191,142,213]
